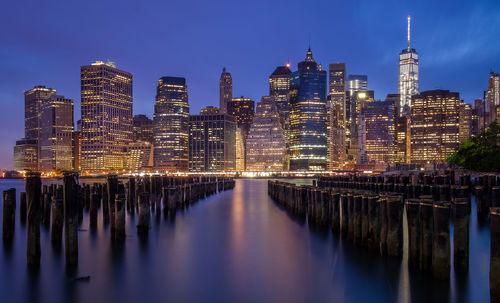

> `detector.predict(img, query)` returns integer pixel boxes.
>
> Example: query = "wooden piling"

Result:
[20,192,27,223]
[491,208,500,303]
[115,194,125,241]
[137,192,150,235]
[50,186,64,244]
[452,198,469,271]
[405,198,420,267]
[432,201,450,279]
[3,188,16,241]
[107,174,118,238]
[26,172,41,266]
[64,172,79,267]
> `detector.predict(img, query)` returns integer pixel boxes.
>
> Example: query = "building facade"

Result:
[329,63,347,127]
[459,101,472,143]
[363,101,395,163]
[126,141,153,172]
[188,113,236,172]
[80,60,133,172]
[289,47,327,171]
[14,139,38,171]
[487,71,500,125]
[153,76,189,172]
[398,16,419,115]
[410,90,460,164]
[246,96,285,171]
[39,95,74,172]
[133,114,154,143]
[219,68,232,113]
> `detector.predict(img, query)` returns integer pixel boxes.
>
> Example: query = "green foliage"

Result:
[446,121,500,172]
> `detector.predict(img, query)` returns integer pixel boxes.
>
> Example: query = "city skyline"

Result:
[1,0,500,169]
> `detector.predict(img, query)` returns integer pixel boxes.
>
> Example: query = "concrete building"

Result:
[410,90,460,164]
[39,95,74,172]
[188,113,236,172]
[80,60,133,172]
[219,68,232,113]
[153,76,189,172]
[246,96,285,171]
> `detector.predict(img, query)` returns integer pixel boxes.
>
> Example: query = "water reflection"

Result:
[0,179,492,303]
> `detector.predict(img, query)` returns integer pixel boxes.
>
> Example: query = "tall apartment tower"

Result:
[329,63,347,126]
[80,60,133,172]
[289,47,327,171]
[219,67,233,113]
[487,71,500,124]
[269,65,291,126]
[398,16,419,115]
[153,76,189,172]
[39,95,74,172]
[15,85,57,171]
[188,111,236,172]
[246,96,286,171]
[410,90,460,164]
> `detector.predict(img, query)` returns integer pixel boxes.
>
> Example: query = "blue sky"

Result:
[1,0,499,169]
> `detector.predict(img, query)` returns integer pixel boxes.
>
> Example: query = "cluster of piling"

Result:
[1,173,235,268]
[268,172,500,282]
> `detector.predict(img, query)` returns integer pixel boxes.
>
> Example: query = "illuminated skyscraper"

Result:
[487,71,500,124]
[410,90,460,164]
[363,101,395,163]
[127,141,153,172]
[24,86,57,144]
[39,95,74,172]
[153,76,189,172]
[13,139,38,171]
[348,75,368,97]
[219,68,232,113]
[472,98,485,136]
[269,65,291,126]
[188,112,236,172]
[289,47,327,171]
[80,60,133,172]
[459,101,472,143]
[227,96,254,170]
[398,16,419,115]
[329,63,347,126]
[246,96,285,171]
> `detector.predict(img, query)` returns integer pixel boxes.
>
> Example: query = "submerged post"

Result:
[137,192,150,235]
[26,172,41,266]
[64,172,79,267]
[490,207,500,303]
[432,201,450,279]
[405,198,420,268]
[50,186,64,244]
[3,188,16,241]
[115,194,125,241]
[452,198,469,271]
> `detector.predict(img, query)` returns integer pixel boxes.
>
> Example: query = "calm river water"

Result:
[0,178,491,303]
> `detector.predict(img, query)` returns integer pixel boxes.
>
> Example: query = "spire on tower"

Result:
[407,15,411,50]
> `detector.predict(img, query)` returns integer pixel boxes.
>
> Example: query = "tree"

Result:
[447,121,500,172]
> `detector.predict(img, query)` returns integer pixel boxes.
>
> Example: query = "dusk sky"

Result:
[1,0,499,169]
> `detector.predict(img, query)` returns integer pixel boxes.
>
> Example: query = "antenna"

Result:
[407,15,411,50]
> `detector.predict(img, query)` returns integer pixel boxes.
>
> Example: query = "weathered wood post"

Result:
[137,192,150,235]
[353,194,362,244]
[367,195,380,252]
[361,195,369,247]
[419,198,434,271]
[107,174,118,238]
[115,194,125,241]
[3,188,16,242]
[102,184,109,223]
[26,172,41,266]
[89,191,99,230]
[20,192,27,223]
[386,196,403,257]
[405,198,420,268]
[331,191,340,235]
[128,177,136,212]
[379,197,388,255]
[50,185,64,244]
[64,172,79,267]
[490,207,500,303]
[340,193,348,237]
[452,198,469,271]
[432,201,450,279]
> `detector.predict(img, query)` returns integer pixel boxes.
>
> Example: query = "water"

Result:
[0,179,491,303]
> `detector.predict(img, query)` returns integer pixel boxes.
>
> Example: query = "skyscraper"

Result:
[188,111,236,172]
[153,76,190,172]
[398,16,419,115]
[246,96,285,171]
[487,71,500,124]
[13,139,38,171]
[219,68,232,113]
[227,96,255,170]
[459,101,472,143]
[348,75,368,97]
[24,86,57,143]
[329,63,347,126]
[39,95,74,172]
[410,90,460,164]
[269,65,291,125]
[80,60,133,172]
[289,47,327,171]
[363,100,395,163]
[472,98,485,136]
